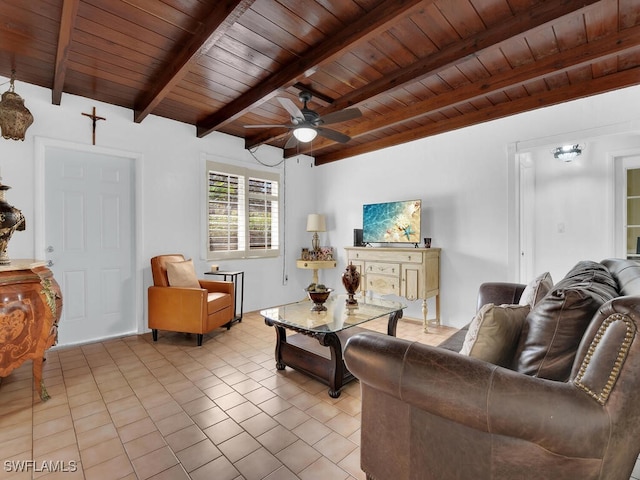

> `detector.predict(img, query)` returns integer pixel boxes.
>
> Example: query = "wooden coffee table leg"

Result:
[319,332,344,398]
[272,323,287,370]
[387,309,403,336]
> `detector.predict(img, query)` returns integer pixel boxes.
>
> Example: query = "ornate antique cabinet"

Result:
[0,260,62,401]
[345,247,440,332]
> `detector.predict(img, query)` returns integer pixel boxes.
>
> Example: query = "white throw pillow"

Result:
[519,272,553,307]
[459,303,530,367]
[166,259,200,288]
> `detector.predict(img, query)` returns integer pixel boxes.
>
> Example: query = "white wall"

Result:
[314,86,640,328]
[528,134,640,282]
[2,75,640,340]
[0,77,317,345]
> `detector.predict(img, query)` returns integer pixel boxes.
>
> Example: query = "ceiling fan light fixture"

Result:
[293,127,317,143]
[553,144,582,162]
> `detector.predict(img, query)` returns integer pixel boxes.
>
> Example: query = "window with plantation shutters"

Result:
[206,161,279,260]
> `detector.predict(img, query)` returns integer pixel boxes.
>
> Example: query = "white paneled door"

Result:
[45,147,135,346]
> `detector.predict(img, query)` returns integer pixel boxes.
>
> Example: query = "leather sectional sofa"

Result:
[344,258,640,480]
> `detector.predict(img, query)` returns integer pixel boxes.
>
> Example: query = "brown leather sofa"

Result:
[148,254,234,346]
[344,258,640,480]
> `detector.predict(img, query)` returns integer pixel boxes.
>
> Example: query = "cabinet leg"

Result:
[422,299,429,333]
[33,357,50,402]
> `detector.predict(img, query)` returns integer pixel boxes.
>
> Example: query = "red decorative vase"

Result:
[342,262,361,305]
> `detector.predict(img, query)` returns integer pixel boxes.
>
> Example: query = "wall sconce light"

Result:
[0,70,34,141]
[553,144,583,162]
[306,213,326,251]
[293,127,317,143]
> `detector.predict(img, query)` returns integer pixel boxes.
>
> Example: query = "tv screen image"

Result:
[362,199,421,244]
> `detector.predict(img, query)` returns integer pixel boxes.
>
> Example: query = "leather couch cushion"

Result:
[602,258,640,296]
[166,259,200,288]
[207,292,232,314]
[459,303,529,367]
[514,261,618,381]
[519,272,553,307]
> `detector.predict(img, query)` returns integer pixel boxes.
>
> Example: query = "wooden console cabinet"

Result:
[345,247,440,332]
[0,260,62,401]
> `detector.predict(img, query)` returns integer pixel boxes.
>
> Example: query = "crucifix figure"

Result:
[81,107,106,145]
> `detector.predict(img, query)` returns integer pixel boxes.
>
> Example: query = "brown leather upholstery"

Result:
[345,258,640,480]
[148,254,234,346]
[476,281,526,311]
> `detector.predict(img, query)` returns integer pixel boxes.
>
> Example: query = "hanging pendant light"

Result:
[0,70,34,141]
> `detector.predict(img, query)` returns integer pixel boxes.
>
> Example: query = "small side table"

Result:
[296,259,336,285]
[205,270,244,323]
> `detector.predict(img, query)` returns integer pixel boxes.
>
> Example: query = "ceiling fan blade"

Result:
[319,108,362,125]
[284,134,298,149]
[244,124,289,128]
[316,127,350,143]
[277,97,304,122]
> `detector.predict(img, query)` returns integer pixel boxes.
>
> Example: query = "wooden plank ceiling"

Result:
[1,0,639,165]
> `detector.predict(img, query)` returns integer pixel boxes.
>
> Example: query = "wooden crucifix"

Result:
[81,107,106,145]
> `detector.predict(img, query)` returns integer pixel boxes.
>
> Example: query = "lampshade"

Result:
[306,214,326,232]
[0,71,33,141]
[553,144,582,162]
[293,127,317,143]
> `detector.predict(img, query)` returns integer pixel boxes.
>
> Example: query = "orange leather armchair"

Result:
[148,254,234,346]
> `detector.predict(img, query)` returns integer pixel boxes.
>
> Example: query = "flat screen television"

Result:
[362,199,421,245]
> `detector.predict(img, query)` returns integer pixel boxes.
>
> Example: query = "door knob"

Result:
[46,246,54,253]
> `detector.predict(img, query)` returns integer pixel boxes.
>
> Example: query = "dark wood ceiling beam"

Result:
[133,0,255,124]
[313,66,640,165]
[285,25,640,156]
[246,0,601,149]
[52,0,80,105]
[325,0,602,114]
[197,0,433,138]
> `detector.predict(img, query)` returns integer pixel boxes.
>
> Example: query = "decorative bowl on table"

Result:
[305,284,333,311]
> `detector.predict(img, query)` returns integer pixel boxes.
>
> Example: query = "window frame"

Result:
[205,159,280,260]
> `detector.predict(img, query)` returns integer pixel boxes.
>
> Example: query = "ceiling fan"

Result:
[245,91,362,149]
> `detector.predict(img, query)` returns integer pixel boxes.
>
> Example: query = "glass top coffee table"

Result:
[262,294,405,397]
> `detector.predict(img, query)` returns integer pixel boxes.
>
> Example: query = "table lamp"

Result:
[306,214,326,252]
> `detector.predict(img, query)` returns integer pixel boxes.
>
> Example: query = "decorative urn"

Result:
[0,182,25,265]
[342,262,361,305]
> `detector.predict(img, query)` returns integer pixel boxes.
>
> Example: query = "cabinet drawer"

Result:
[348,250,423,264]
[366,274,400,295]
[366,262,400,275]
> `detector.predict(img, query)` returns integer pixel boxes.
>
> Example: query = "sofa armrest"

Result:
[148,286,208,332]
[476,281,526,310]
[344,332,609,458]
[149,285,208,301]
[198,280,234,295]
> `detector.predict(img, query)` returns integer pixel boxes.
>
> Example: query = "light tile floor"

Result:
[0,310,456,480]
[2,311,639,480]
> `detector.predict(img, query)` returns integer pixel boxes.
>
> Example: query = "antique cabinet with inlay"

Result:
[0,260,63,401]
[345,247,440,332]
